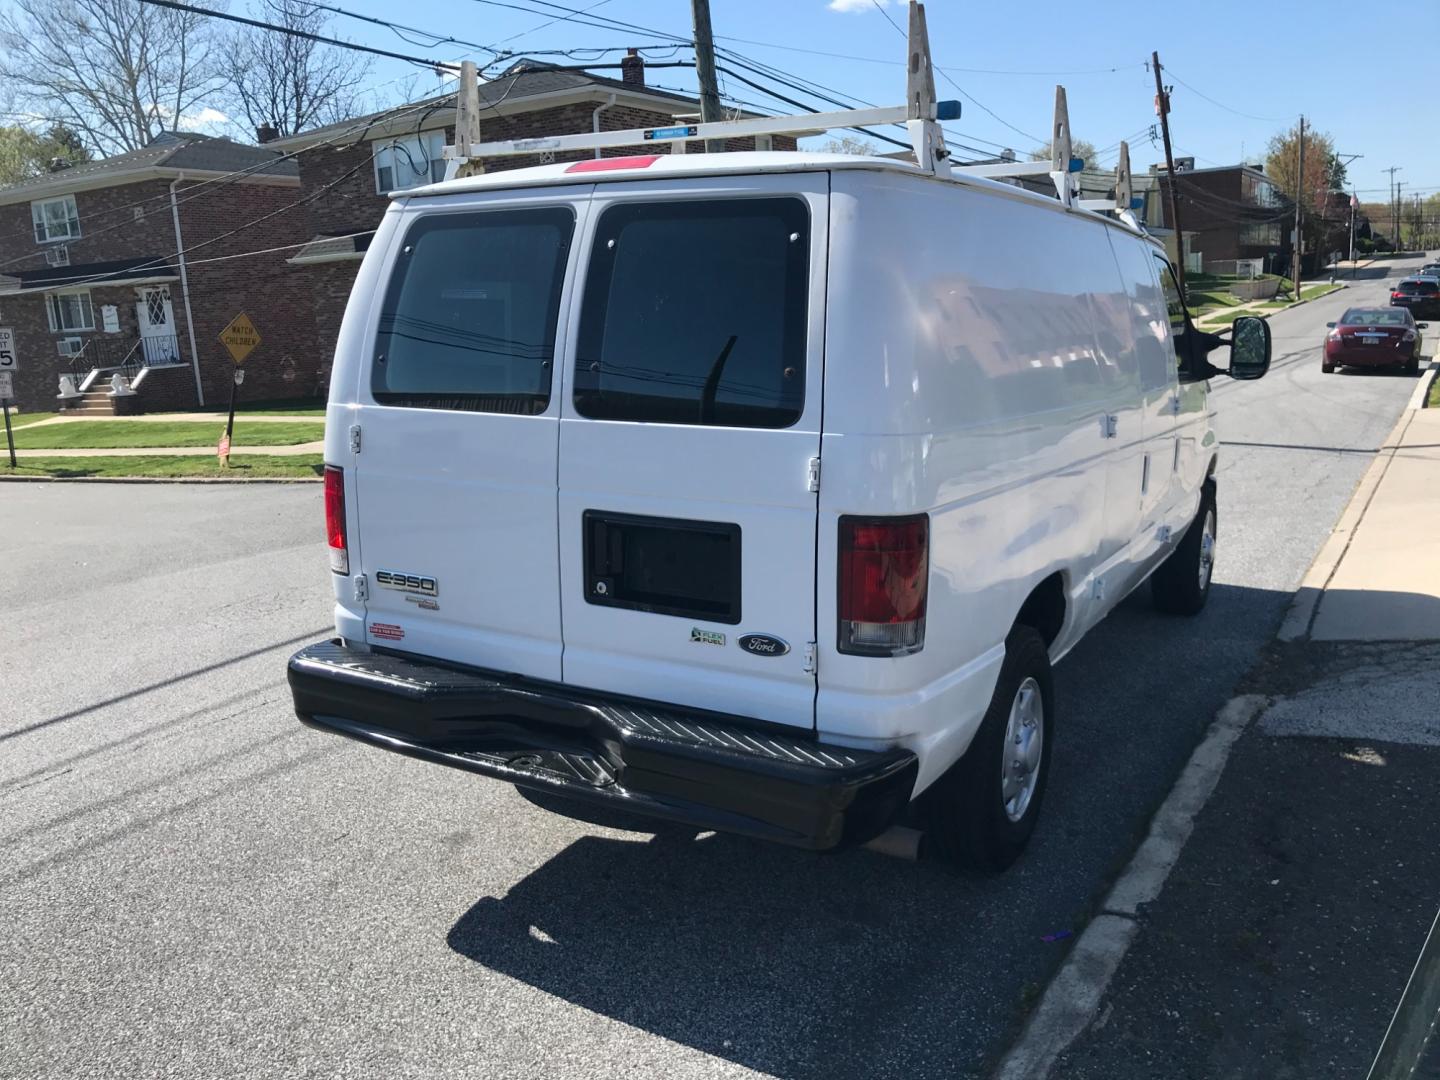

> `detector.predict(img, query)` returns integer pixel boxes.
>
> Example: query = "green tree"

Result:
[1264,122,1345,210]
[1030,138,1098,167]
[0,123,90,186]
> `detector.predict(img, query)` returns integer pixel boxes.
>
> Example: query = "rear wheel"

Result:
[1405,358,1420,376]
[1321,360,1336,374]
[1151,479,1217,615]
[923,625,1052,871]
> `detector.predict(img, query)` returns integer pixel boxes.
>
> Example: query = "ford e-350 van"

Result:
[287,149,1270,869]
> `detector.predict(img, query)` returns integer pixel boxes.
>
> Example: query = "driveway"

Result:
[1,255,1431,1080]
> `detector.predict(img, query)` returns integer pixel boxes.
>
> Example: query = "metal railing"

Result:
[68,334,183,390]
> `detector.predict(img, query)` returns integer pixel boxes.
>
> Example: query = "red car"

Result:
[1323,307,1426,375]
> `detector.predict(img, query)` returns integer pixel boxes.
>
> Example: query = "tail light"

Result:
[838,515,928,656]
[1392,291,1405,300]
[324,464,349,574]
[1327,329,1342,343]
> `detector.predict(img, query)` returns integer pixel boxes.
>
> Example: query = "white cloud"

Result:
[828,0,884,11]
[177,106,229,131]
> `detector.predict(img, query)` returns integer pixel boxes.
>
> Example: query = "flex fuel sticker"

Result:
[690,628,725,646]
[369,622,404,641]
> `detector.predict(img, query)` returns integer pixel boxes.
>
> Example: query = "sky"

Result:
[316,0,1432,204]
[2,0,1432,202]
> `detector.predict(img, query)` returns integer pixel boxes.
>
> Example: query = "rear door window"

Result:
[372,207,574,412]
[573,198,809,428]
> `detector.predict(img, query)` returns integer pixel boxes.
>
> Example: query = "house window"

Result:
[46,290,95,333]
[1240,222,1281,246]
[373,132,446,193]
[32,195,81,243]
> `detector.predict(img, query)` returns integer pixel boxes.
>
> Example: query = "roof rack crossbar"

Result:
[440,1,962,179]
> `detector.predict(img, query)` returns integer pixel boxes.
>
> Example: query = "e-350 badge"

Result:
[375,569,438,597]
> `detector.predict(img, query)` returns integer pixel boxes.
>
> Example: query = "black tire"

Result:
[1151,479,1217,615]
[922,625,1053,871]
[1321,362,1336,374]
[1405,359,1420,376]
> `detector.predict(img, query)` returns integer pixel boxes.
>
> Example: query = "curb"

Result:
[992,695,1270,1080]
[1276,367,1433,642]
[1192,285,1340,331]
[0,474,320,484]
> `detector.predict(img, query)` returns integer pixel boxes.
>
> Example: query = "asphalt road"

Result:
[2,254,1431,1080]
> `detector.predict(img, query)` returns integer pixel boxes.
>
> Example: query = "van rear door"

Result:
[348,187,588,680]
[556,175,827,730]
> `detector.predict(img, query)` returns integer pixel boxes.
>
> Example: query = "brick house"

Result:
[1153,162,1292,276]
[0,132,318,414]
[273,54,796,365]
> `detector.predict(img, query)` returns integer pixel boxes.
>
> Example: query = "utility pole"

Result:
[1292,115,1305,300]
[1382,166,1402,250]
[690,0,724,154]
[1151,51,1188,299]
[1396,180,1404,250]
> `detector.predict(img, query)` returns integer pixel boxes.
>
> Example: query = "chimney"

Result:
[620,47,644,87]
[48,157,73,173]
[255,123,279,144]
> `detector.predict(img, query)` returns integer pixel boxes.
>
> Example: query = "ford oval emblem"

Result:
[738,634,789,657]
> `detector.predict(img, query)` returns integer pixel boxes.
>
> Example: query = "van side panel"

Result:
[817,172,1142,792]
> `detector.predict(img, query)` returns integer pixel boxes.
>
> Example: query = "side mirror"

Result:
[1227,316,1271,380]
[1325,321,1336,328]
[1419,322,1430,329]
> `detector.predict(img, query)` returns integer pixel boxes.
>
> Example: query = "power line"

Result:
[1159,66,1292,124]
[867,0,1044,146]
[0,92,453,272]
[135,0,461,70]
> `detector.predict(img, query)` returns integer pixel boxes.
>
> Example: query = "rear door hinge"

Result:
[806,456,821,493]
[349,423,362,454]
[353,574,369,603]
[1156,524,1173,543]
[1092,576,1106,603]
[1101,414,1118,439]
[803,642,818,675]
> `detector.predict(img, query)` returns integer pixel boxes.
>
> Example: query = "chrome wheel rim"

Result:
[1198,509,1216,592]
[1001,677,1044,823]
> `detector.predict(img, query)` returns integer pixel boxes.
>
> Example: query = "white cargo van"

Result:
[288,34,1270,868]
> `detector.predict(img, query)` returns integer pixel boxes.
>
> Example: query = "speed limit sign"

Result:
[0,327,16,372]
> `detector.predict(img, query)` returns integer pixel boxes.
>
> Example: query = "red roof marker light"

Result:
[565,155,662,173]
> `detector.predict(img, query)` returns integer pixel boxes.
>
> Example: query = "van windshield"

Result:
[573,198,809,428]
[372,207,574,412]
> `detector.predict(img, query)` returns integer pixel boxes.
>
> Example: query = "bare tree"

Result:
[222,0,370,138]
[0,0,224,155]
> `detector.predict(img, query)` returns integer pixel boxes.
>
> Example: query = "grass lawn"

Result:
[12,419,324,450]
[3,454,324,479]
[2,409,59,429]
[1300,282,1344,302]
[1429,376,1440,410]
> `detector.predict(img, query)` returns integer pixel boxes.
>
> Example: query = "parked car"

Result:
[1417,263,1440,277]
[1391,277,1440,319]
[287,149,1271,871]
[1323,307,1425,375]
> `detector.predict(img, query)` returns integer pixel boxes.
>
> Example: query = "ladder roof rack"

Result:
[441,1,1145,229]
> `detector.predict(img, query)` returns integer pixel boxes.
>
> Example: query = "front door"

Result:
[135,286,180,365]
[556,175,828,730]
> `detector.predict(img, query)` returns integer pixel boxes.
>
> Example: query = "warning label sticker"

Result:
[369,622,404,641]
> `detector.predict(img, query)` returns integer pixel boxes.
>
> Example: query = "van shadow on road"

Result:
[444,580,1311,1080]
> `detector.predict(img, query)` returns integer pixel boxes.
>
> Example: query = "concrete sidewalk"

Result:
[1001,372,1440,1079]
[11,441,323,457]
[12,411,322,427]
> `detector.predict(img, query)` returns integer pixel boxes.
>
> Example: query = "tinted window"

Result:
[372,208,574,412]
[574,198,809,428]
[1399,280,1438,295]
[1341,309,1409,326]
